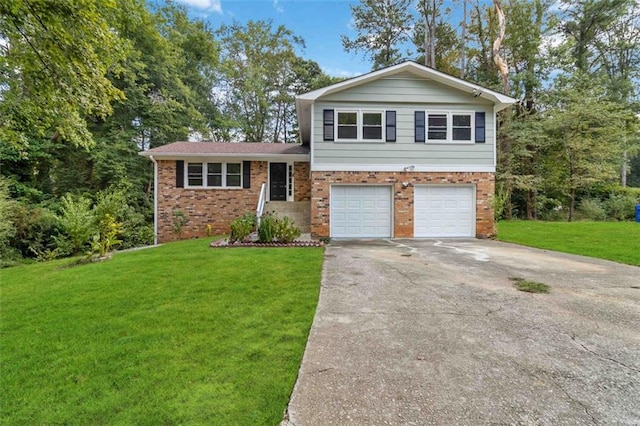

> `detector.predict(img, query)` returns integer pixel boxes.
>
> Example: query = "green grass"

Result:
[0,239,324,425]
[510,277,550,294]
[497,221,640,266]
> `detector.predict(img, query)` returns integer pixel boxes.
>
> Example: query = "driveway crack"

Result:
[571,335,640,374]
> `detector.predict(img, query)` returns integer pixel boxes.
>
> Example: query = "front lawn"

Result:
[497,221,640,266]
[0,240,324,425]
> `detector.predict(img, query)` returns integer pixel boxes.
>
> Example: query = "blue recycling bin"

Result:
[636,204,640,222]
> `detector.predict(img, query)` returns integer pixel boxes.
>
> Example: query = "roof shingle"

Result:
[140,142,309,156]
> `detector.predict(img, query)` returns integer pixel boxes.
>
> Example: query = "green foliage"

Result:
[172,209,189,237]
[274,216,301,244]
[604,192,639,221]
[10,203,60,260]
[0,239,324,424]
[229,213,256,243]
[91,213,123,258]
[576,198,607,221]
[58,195,96,255]
[341,0,414,70]
[0,178,17,260]
[257,212,278,243]
[0,0,128,148]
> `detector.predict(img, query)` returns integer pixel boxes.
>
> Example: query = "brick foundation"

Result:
[156,160,311,243]
[310,171,495,238]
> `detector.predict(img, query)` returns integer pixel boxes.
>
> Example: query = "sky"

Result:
[173,0,374,78]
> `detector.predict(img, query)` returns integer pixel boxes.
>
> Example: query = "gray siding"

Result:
[313,100,495,168]
[321,75,494,105]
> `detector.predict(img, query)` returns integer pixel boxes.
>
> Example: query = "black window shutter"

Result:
[386,111,396,142]
[475,112,486,143]
[415,111,425,143]
[242,161,251,188]
[176,160,184,188]
[323,109,334,141]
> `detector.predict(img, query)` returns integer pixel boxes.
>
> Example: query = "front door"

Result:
[269,162,287,201]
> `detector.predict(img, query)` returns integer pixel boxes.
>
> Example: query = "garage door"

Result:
[331,186,392,238]
[414,186,475,237]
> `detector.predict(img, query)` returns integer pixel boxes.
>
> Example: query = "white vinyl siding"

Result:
[414,186,475,237]
[331,186,392,238]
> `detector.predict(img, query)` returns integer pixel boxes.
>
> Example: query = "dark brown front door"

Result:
[269,162,287,201]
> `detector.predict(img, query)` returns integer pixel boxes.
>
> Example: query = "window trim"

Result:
[423,111,475,144]
[184,162,243,189]
[334,109,386,143]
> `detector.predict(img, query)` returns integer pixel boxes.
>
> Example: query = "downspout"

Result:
[149,155,158,246]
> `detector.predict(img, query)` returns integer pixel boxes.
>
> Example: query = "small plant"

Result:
[90,214,123,259]
[274,216,301,243]
[172,209,189,237]
[257,212,278,243]
[229,213,256,243]
[510,277,550,294]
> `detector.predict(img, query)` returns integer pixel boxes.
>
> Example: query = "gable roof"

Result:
[295,61,517,144]
[139,142,309,160]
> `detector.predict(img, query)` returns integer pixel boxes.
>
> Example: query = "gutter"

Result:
[149,155,158,246]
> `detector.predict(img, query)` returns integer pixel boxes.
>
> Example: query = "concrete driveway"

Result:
[284,239,640,425]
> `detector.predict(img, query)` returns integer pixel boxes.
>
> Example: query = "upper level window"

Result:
[422,112,474,143]
[187,162,242,188]
[362,112,383,140]
[337,111,358,139]
[334,110,385,142]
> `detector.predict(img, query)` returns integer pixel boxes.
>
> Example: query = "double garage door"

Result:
[330,185,475,238]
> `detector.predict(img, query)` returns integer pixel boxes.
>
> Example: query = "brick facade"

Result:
[310,171,495,239]
[156,160,311,242]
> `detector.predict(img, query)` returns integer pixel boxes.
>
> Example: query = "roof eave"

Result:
[139,151,310,161]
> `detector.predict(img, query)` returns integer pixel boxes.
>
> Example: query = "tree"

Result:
[217,20,305,142]
[341,0,414,70]
[542,76,630,221]
[0,0,128,148]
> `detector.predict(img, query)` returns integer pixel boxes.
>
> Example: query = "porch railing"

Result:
[256,182,267,226]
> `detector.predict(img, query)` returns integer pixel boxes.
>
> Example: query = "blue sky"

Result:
[174,0,374,77]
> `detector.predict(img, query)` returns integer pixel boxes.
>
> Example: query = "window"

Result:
[226,163,241,187]
[418,111,475,143]
[452,114,472,141]
[332,110,387,142]
[207,163,222,187]
[186,162,242,188]
[362,112,383,140]
[427,114,448,141]
[187,163,203,186]
[337,111,358,139]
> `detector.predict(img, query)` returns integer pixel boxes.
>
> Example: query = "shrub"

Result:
[229,213,256,243]
[257,212,278,243]
[576,198,607,221]
[11,203,59,259]
[605,192,638,221]
[58,194,96,254]
[91,213,123,259]
[172,209,189,237]
[0,178,17,261]
[274,216,301,243]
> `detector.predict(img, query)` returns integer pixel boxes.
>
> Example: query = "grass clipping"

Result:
[510,277,550,294]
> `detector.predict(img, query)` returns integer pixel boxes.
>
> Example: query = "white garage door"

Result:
[331,186,392,238]
[414,186,475,237]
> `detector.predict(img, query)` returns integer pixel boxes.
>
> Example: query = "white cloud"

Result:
[273,0,283,13]
[175,0,222,14]
[322,67,363,79]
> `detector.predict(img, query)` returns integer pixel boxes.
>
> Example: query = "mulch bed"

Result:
[210,239,324,248]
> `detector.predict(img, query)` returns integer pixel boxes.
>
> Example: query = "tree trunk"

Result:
[460,0,467,78]
[568,188,575,222]
[621,150,628,187]
[492,0,509,93]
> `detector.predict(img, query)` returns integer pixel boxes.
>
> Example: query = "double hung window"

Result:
[186,162,242,188]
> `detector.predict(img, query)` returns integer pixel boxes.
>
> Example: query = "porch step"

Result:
[264,201,310,233]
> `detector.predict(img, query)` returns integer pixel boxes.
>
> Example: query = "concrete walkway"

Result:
[284,239,640,425]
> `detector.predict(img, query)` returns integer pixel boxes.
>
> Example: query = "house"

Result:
[140,61,516,243]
